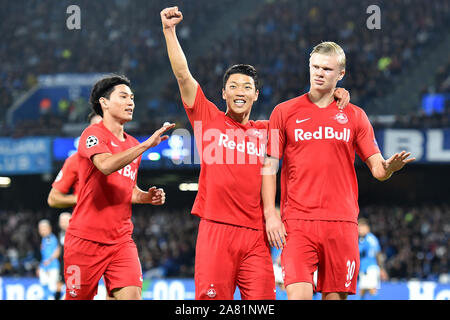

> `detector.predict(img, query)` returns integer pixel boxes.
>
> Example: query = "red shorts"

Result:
[195,219,275,300]
[281,220,360,294]
[63,233,143,300]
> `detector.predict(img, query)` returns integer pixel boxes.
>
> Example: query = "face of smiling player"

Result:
[100,84,135,124]
[222,73,259,125]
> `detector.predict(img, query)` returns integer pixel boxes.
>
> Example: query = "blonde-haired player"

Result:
[262,41,415,300]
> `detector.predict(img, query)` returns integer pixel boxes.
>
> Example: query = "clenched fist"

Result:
[161,6,183,29]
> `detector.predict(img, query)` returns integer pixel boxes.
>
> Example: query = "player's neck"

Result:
[225,111,250,125]
[308,89,335,108]
[102,116,126,141]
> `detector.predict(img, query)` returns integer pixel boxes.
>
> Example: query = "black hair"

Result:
[222,64,259,91]
[89,74,131,117]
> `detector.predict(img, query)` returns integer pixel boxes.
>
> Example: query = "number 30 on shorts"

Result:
[346,260,356,282]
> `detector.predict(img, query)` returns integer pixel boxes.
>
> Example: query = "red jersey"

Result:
[66,122,141,244]
[267,94,380,223]
[183,85,268,230]
[52,152,80,195]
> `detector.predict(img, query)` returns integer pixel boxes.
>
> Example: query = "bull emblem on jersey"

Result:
[334,112,348,124]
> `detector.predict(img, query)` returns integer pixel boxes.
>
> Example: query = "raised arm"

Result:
[161,6,198,107]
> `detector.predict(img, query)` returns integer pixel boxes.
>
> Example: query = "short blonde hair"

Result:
[310,41,346,70]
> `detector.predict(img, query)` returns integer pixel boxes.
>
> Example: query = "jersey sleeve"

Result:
[78,125,112,161]
[51,153,79,194]
[182,84,222,127]
[354,108,381,161]
[266,105,285,159]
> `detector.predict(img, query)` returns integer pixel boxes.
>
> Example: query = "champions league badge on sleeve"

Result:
[86,135,99,148]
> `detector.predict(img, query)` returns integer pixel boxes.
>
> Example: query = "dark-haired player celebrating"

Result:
[161,7,349,300]
[63,74,174,300]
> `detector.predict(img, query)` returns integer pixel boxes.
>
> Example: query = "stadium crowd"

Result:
[0,0,239,136]
[0,206,199,279]
[1,0,449,137]
[372,56,450,129]
[359,204,450,283]
[0,204,448,283]
[161,0,448,115]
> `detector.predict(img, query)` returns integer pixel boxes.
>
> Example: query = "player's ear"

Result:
[338,69,345,81]
[99,97,108,108]
[254,89,259,102]
[222,88,226,100]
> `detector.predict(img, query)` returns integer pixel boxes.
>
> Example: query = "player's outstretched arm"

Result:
[161,6,198,107]
[92,123,175,175]
[47,187,77,208]
[132,186,166,205]
[365,151,415,181]
[261,156,286,249]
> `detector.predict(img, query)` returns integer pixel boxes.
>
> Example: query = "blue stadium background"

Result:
[0,0,449,300]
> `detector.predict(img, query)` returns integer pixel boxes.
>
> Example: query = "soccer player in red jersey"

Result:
[48,112,102,299]
[261,41,415,300]
[48,112,102,209]
[161,7,350,300]
[63,74,175,300]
